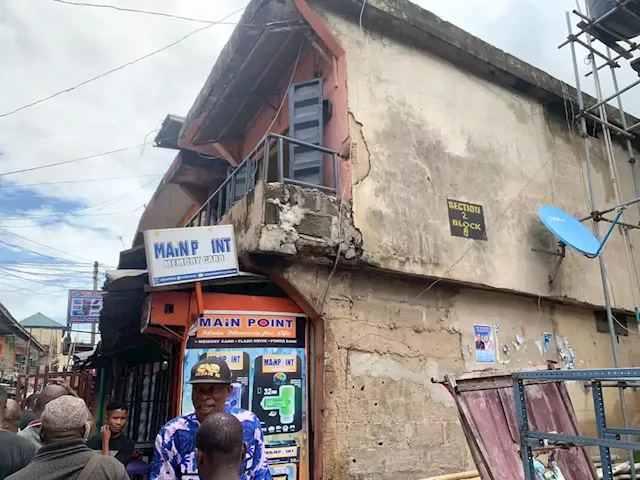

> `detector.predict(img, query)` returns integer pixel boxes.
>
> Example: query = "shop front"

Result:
[145,290,313,480]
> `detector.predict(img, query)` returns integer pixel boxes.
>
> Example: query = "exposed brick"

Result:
[387,304,426,331]
[297,213,333,238]
[352,299,388,325]
[264,183,284,201]
[426,444,468,472]
[264,202,279,225]
[352,274,370,299]
[444,420,467,446]
[319,195,339,216]
[370,275,409,301]
[410,421,445,447]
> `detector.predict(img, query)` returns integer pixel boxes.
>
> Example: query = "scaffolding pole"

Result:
[561,3,640,478]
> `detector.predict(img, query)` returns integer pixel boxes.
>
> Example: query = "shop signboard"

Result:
[144,225,239,287]
[182,299,309,480]
[67,289,105,324]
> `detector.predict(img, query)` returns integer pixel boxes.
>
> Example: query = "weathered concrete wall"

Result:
[314,7,640,312]
[273,263,640,479]
[217,181,362,261]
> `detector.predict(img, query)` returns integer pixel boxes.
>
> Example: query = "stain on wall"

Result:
[274,261,640,479]
[316,9,640,313]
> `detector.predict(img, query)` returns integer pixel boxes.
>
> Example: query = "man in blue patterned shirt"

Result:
[152,357,270,480]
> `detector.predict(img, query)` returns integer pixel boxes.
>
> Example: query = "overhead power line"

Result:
[0,209,143,228]
[0,173,164,189]
[0,238,79,264]
[0,6,247,119]
[0,142,152,177]
[53,0,254,25]
[0,228,95,263]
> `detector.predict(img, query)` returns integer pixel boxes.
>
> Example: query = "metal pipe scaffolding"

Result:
[563,5,640,478]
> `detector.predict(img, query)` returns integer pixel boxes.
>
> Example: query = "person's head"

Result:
[195,412,245,480]
[189,358,233,422]
[25,394,38,412]
[40,396,90,445]
[2,399,21,432]
[477,334,482,341]
[0,386,8,424]
[35,384,76,418]
[105,401,128,437]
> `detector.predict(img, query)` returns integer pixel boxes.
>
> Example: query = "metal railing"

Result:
[186,133,340,227]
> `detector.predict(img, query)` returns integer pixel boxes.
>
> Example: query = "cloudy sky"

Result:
[0,0,638,339]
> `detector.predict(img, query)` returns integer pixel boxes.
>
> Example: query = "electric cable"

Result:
[52,1,255,25]
[0,228,97,263]
[0,173,164,189]
[0,6,247,119]
[0,142,154,177]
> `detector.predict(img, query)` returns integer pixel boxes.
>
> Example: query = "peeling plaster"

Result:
[348,351,455,408]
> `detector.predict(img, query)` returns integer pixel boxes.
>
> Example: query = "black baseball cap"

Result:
[189,357,232,385]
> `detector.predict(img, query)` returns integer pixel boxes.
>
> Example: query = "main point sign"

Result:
[144,225,239,287]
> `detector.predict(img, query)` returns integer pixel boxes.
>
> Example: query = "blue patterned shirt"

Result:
[151,407,270,480]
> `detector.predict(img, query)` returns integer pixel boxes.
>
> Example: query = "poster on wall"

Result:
[182,302,309,480]
[473,324,495,363]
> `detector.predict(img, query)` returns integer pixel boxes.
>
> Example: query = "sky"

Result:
[0,0,638,341]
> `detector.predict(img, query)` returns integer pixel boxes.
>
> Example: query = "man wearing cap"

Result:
[152,357,270,480]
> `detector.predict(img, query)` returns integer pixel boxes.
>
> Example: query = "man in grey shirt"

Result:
[7,396,128,480]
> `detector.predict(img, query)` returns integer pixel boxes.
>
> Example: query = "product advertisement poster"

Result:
[474,323,495,363]
[181,300,309,480]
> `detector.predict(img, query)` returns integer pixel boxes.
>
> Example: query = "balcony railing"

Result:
[186,133,340,227]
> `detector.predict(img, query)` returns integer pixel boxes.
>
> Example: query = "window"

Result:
[595,310,629,336]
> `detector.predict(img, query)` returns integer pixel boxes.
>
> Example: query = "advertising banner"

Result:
[182,304,309,480]
[144,225,239,287]
[67,289,105,324]
[473,323,495,363]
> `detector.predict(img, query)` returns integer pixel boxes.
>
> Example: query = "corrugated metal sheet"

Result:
[441,372,596,480]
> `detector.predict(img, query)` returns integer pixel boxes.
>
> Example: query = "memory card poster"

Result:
[182,305,309,480]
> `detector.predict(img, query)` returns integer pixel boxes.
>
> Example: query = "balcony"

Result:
[186,133,341,227]
[184,134,362,261]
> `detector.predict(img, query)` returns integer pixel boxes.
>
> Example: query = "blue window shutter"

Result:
[224,165,235,215]
[289,78,323,185]
[233,164,247,203]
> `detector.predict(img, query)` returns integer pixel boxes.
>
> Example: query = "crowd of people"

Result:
[0,357,269,480]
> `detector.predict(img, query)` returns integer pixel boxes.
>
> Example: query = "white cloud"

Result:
[0,0,243,329]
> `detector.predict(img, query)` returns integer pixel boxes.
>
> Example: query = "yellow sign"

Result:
[262,355,297,373]
[206,351,244,370]
[266,446,299,460]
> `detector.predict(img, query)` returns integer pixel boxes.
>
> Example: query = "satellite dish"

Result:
[538,206,612,258]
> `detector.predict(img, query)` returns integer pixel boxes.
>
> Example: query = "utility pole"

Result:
[91,261,99,346]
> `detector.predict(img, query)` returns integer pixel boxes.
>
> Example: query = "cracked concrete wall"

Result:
[313,8,640,313]
[274,262,640,479]
[217,181,362,261]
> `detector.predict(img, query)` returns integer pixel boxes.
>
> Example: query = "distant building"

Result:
[0,303,46,379]
[20,313,67,370]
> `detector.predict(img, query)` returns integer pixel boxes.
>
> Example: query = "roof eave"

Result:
[0,303,47,352]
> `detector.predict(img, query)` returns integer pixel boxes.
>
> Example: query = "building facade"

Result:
[20,313,67,370]
[0,303,46,380]
[132,0,640,478]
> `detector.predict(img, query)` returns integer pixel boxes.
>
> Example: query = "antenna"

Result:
[538,205,624,258]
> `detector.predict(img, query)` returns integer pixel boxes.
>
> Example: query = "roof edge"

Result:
[0,302,47,352]
[312,0,639,136]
